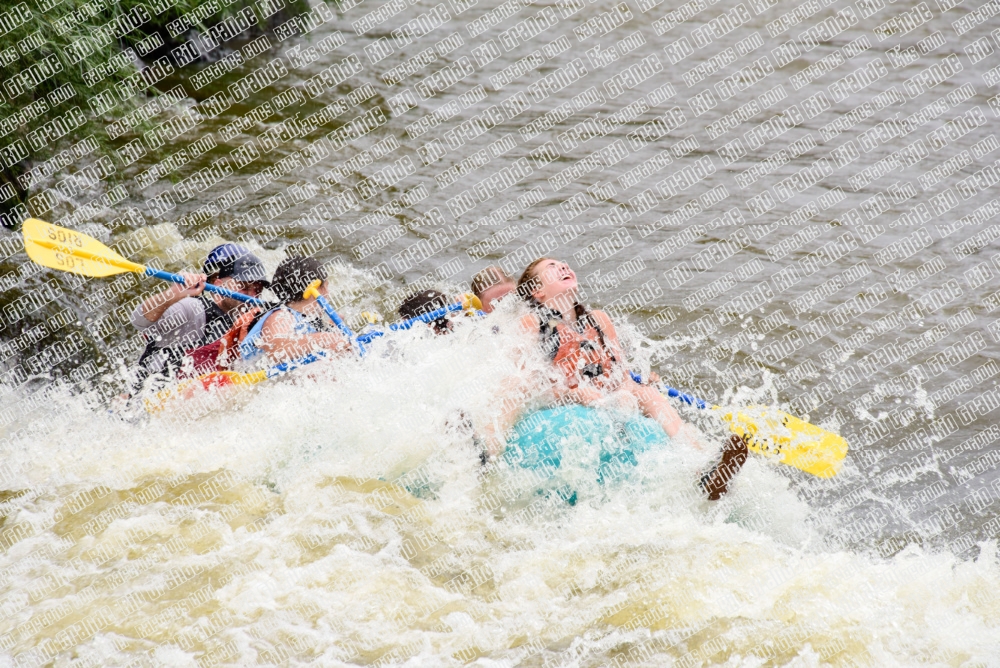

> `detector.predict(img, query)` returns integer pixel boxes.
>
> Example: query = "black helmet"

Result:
[398,289,451,333]
[271,256,326,303]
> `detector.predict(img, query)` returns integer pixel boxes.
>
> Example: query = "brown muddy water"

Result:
[2,0,1000,663]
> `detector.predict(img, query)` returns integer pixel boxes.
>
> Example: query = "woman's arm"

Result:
[260,311,351,362]
[590,310,703,445]
[517,312,540,335]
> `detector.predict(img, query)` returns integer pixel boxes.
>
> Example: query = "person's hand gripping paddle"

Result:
[22,218,265,306]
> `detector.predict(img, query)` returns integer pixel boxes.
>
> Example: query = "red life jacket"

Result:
[135,294,233,386]
[179,307,265,378]
[537,307,619,389]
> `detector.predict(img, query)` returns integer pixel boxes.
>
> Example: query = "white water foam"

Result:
[0,308,998,665]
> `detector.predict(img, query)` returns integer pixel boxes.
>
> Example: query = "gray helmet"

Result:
[203,244,269,285]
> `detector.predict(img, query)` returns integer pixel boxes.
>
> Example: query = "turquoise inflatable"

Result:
[504,405,670,504]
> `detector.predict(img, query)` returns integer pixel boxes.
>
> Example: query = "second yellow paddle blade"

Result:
[145,370,269,413]
[719,406,848,478]
[22,218,137,277]
[229,370,268,385]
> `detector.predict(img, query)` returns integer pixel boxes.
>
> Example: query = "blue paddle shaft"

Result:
[630,371,710,410]
[144,267,267,306]
[256,299,473,368]
[664,386,710,410]
[313,294,368,356]
[266,352,327,379]
[390,302,463,331]
[355,330,384,345]
[350,300,467,349]
[315,294,355,339]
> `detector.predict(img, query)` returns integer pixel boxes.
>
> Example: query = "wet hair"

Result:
[517,257,589,321]
[271,256,326,303]
[471,266,514,298]
[398,289,451,333]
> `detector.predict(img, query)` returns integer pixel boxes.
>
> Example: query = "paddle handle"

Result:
[630,371,710,410]
[143,267,267,306]
[349,300,467,347]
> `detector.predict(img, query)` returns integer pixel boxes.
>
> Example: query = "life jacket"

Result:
[536,305,619,389]
[180,306,267,377]
[135,294,234,384]
[238,305,322,361]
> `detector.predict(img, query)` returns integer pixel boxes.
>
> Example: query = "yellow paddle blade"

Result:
[718,406,848,478]
[22,218,144,277]
[230,370,268,385]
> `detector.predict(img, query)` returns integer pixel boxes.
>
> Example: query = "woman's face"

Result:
[530,258,577,303]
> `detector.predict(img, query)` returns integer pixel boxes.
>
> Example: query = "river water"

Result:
[2,0,1000,662]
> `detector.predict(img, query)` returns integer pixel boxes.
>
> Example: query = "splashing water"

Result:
[0,308,999,667]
